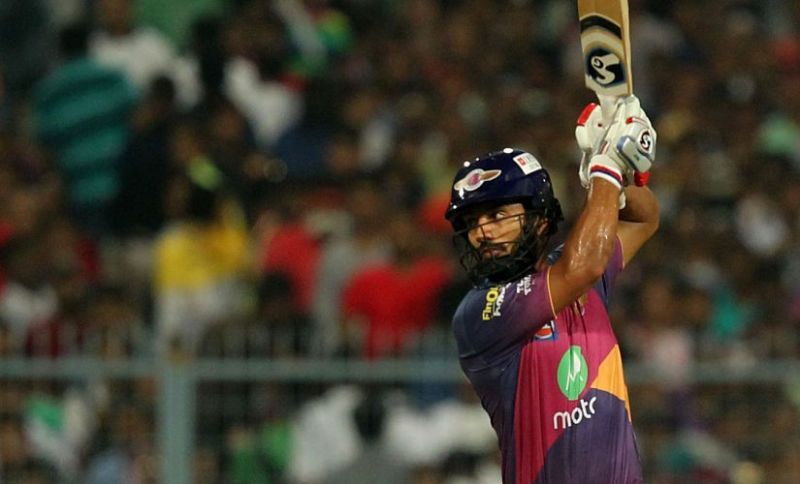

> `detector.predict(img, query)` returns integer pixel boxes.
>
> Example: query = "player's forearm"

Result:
[562,179,620,280]
[619,185,659,227]
[548,178,620,311]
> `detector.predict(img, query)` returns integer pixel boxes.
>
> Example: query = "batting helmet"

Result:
[444,148,563,284]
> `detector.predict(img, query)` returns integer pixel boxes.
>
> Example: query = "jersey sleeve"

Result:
[454,270,555,361]
[594,238,624,308]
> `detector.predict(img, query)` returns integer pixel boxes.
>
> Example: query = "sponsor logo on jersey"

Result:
[557,346,588,400]
[534,320,557,341]
[453,169,502,194]
[515,275,533,295]
[553,396,598,430]
[481,285,506,321]
[553,345,596,430]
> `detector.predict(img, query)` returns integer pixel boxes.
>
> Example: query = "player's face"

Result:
[464,203,527,259]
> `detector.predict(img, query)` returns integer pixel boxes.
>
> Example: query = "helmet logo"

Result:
[513,152,542,175]
[454,169,502,195]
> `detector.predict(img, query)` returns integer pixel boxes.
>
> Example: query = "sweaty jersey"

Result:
[452,241,642,483]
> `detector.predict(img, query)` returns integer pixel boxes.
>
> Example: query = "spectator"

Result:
[0,320,15,356]
[287,385,362,483]
[311,178,391,356]
[204,96,275,220]
[222,6,303,149]
[112,76,178,238]
[0,235,59,348]
[257,185,323,316]
[273,78,343,180]
[200,272,310,359]
[23,217,101,358]
[322,389,411,484]
[222,384,295,484]
[81,284,148,359]
[0,0,52,101]
[0,416,27,473]
[341,211,452,359]
[33,23,137,238]
[85,402,155,484]
[153,157,249,355]
[90,0,177,92]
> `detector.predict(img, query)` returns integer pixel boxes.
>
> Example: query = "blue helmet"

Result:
[444,148,563,284]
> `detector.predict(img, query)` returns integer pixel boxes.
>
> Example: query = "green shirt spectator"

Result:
[33,23,137,237]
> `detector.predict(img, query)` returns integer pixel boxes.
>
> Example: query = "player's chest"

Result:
[524,293,617,362]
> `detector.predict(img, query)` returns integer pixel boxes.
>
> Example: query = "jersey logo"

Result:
[481,285,506,321]
[557,346,588,400]
[553,346,597,430]
[515,275,533,295]
[534,320,557,341]
[553,396,598,430]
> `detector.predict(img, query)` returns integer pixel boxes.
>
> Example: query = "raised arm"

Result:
[549,95,658,313]
[618,184,659,266]
[548,178,621,314]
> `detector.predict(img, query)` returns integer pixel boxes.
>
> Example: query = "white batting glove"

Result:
[600,95,657,187]
[575,102,606,155]
[575,99,627,207]
[575,102,606,189]
[579,96,656,191]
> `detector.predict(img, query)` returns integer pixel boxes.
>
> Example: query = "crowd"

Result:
[1,0,800,482]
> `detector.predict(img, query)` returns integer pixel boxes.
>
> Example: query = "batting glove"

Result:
[575,101,606,189]
[575,101,606,156]
[601,95,656,187]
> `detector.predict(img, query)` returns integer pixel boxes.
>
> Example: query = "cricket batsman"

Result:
[444,95,659,483]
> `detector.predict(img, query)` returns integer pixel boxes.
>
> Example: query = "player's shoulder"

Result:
[452,280,513,329]
[452,285,488,325]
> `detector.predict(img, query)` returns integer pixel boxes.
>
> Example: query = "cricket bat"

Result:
[578,0,633,118]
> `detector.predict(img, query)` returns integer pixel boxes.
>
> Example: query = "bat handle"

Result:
[597,94,618,125]
[591,95,623,154]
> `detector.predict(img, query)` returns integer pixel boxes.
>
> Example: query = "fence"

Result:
[2,357,800,483]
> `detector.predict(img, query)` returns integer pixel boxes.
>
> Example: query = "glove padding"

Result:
[575,101,606,156]
[605,95,656,177]
[576,95,656,190]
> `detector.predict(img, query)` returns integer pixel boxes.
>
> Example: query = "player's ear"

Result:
[538,221,549,236]
[532,216,549,236]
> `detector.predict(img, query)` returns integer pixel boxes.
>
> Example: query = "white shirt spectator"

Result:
[91,27,176,92]
[224,57,302,148]
[0,281,58,343]
[288,385,362,482]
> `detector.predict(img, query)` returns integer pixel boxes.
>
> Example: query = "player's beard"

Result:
[477,239,518,261]
[455,212,550,286]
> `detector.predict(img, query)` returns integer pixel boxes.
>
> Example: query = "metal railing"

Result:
[3,357,800,483]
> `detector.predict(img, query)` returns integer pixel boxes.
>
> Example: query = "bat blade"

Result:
[578,0,633,98]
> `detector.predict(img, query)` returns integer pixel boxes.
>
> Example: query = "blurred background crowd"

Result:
[1,0,800,482]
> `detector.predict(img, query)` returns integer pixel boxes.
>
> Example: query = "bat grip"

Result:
[592,96,622,154]
[597,95,618,125]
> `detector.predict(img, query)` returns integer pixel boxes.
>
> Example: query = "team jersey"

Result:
[452,241,642,483]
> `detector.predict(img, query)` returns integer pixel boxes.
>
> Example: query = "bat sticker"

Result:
[586,48,625,87]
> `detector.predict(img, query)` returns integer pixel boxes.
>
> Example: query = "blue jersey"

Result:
[452,241,642,483]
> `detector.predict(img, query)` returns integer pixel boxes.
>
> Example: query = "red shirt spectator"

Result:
[261,222,322,314]
[342,256,451,359]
